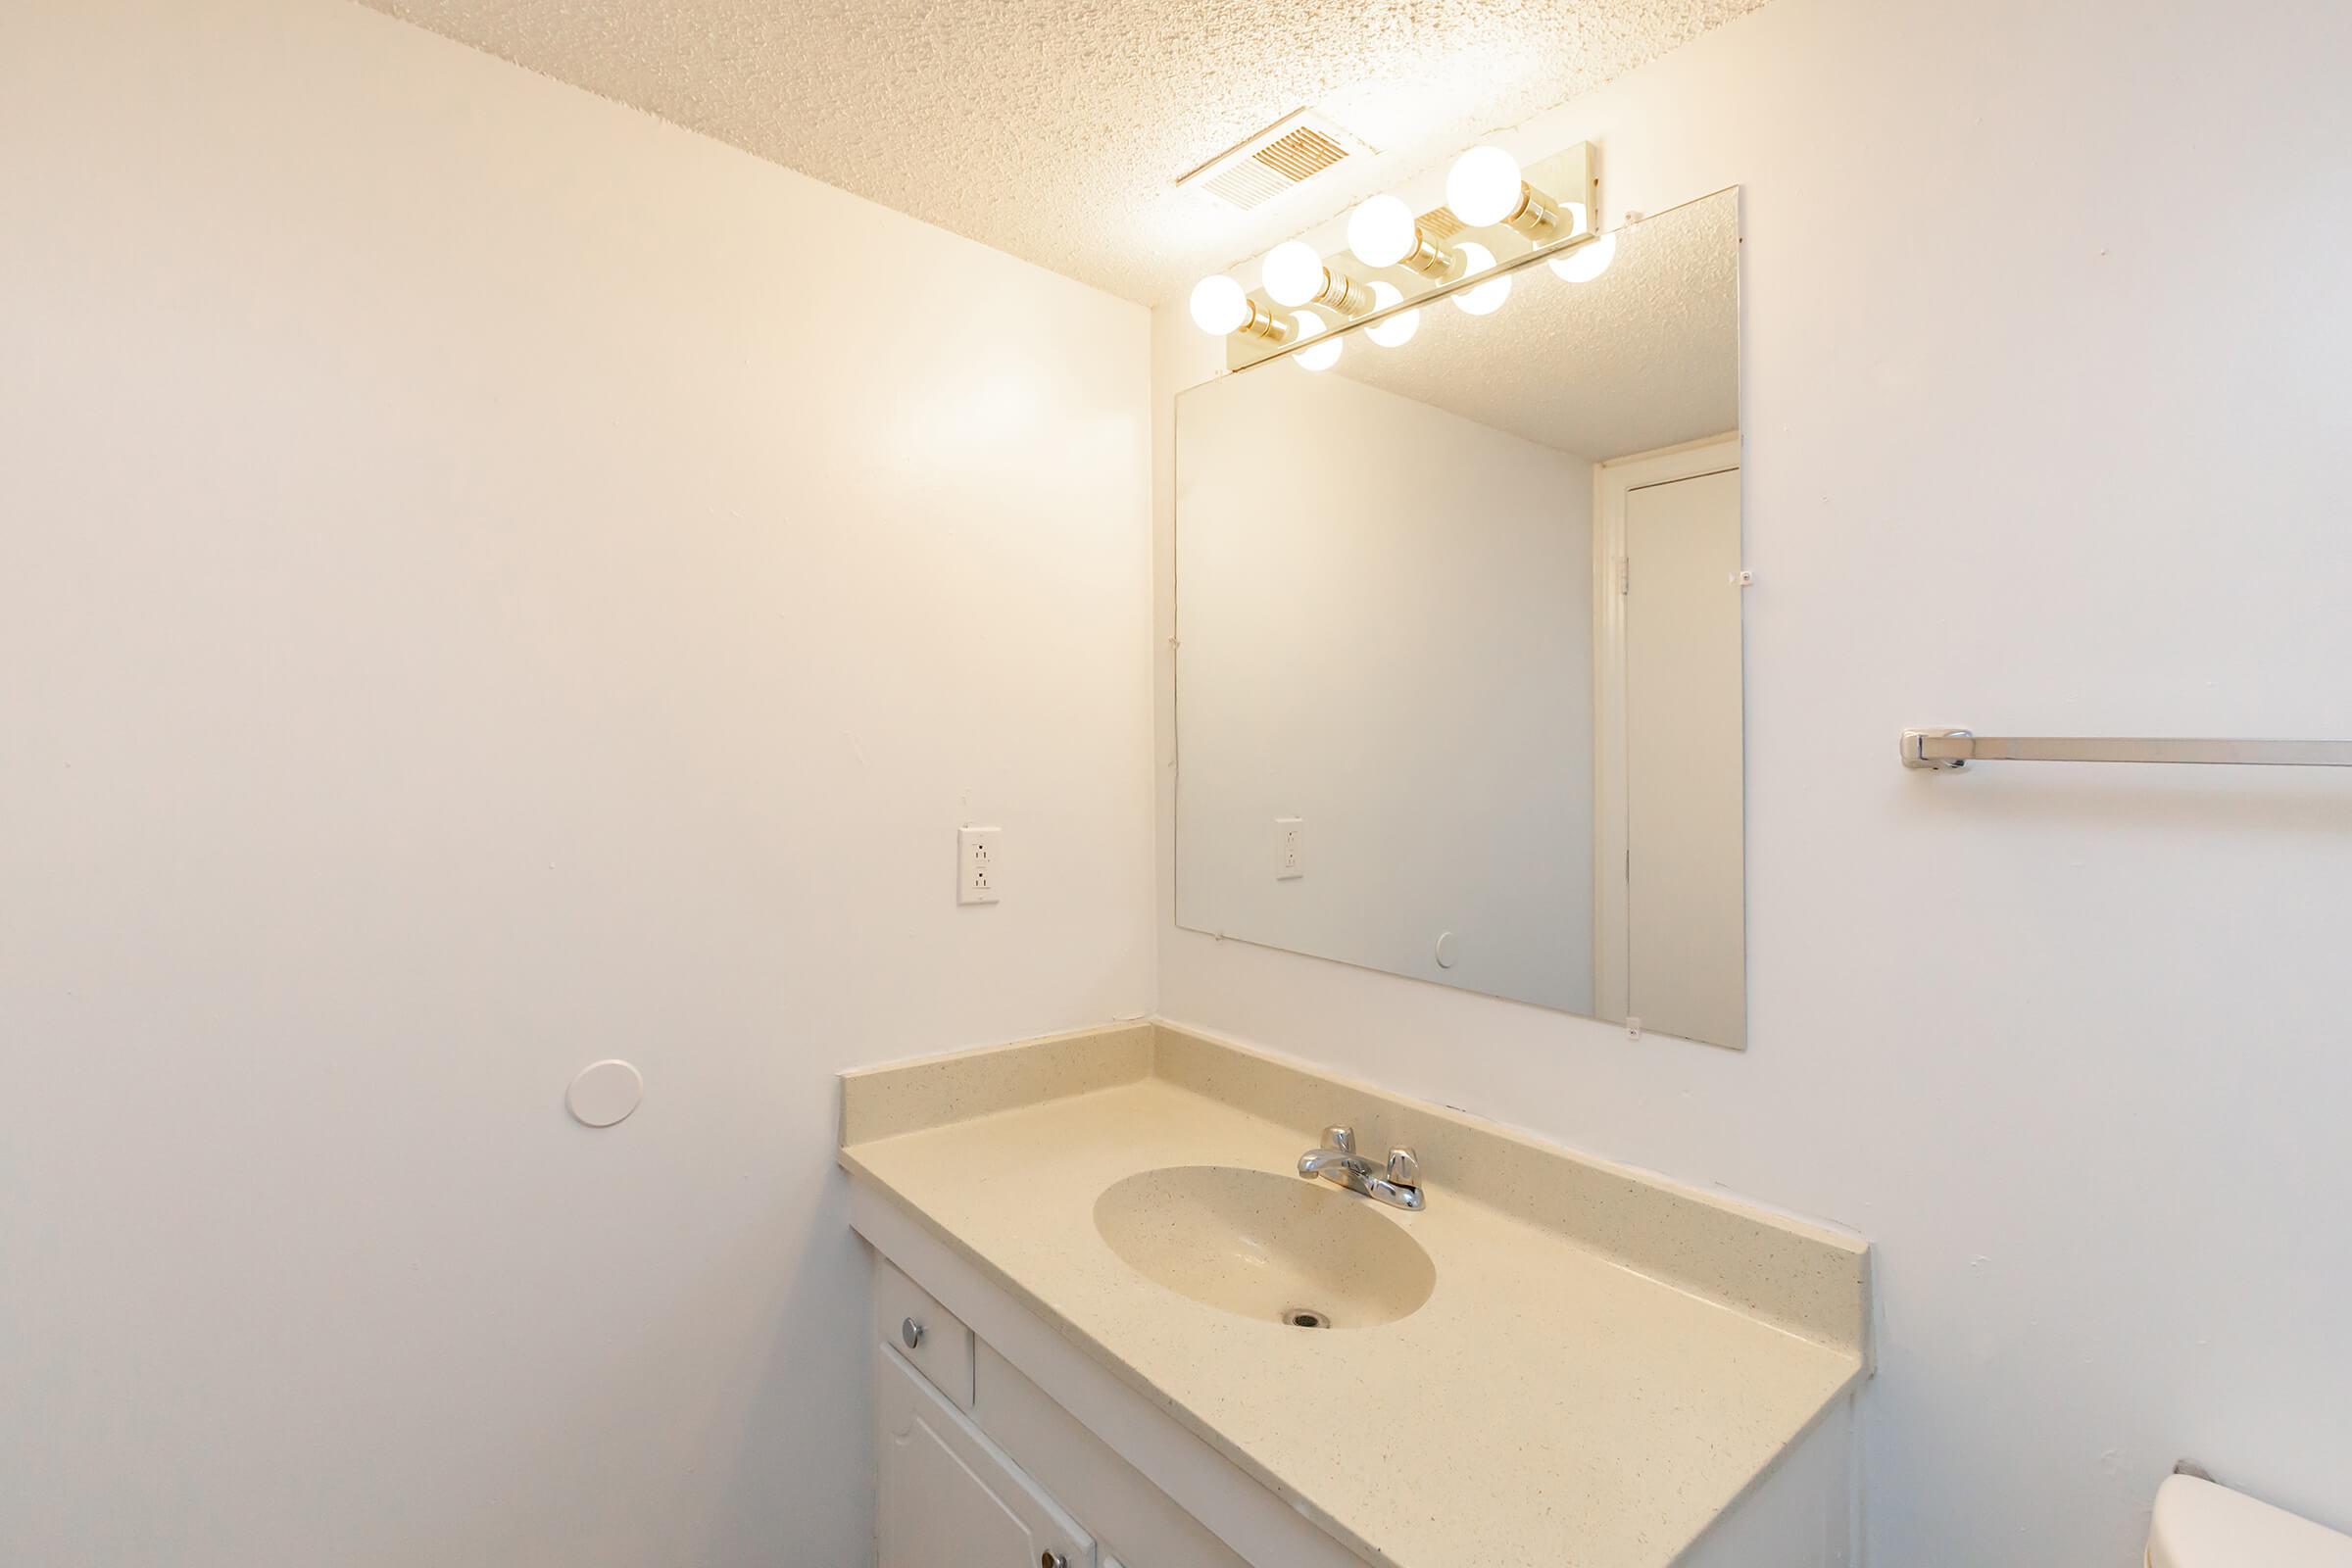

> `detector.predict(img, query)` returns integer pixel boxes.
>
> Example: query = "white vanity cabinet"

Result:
[876,1342,1096,1568]
[853,1119,1859,1568]
[868,1250,1265,1568]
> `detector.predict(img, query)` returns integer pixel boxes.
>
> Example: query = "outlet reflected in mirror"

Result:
[1173,191,1745,1048]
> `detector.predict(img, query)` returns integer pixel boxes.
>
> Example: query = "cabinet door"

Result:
[878,1343,1097,1568]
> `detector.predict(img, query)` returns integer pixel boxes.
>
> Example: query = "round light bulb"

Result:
[1450,242,1510,316]
[1189,274,1250,336]
[1546,230,1616,283]
[1365,281,1419,349]
[1446,145,1525,227]
[1290,311,1341,372]
[1261,241,1328,309]
[1348,195,1418,269]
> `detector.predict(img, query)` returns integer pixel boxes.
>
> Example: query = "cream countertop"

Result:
[838,1021,1870,1568]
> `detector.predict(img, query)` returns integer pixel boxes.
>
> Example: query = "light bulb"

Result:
[1450,242,1510,316]
[1546,230,1616,283]
[1262,241,1329,309]
[1365,281,1419,348]
[1189,274,1250,336]
[1290,312,1341,372]
[1446,146,1525,227]
[1348,195,1417,270]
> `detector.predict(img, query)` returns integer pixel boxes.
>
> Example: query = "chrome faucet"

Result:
[1298,1125,1424,1211]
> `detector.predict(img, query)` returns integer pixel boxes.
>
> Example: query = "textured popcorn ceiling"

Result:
[352,0,1768,304]
[1319,193,1740,462]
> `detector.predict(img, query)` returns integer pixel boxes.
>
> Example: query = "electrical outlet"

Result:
[1274,816,1304,879]
[957,826,1001,906]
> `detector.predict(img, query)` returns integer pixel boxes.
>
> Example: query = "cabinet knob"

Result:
[901,1316,925,1350]
[1040,1555,1067,1568]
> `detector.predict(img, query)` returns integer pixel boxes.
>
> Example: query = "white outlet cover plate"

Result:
[1274,816,1303,879]
[958,825,1002,905]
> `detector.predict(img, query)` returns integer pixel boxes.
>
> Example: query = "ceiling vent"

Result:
[1176,109,1374,212]
[1415,206,1466,241]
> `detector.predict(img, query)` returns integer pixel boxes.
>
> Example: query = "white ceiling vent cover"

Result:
[1176,109,1374,212]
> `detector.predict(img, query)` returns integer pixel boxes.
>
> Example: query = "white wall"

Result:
[1155,0,2352,1562]
[0,2,1152,1564]
[1175,362,1594,1012]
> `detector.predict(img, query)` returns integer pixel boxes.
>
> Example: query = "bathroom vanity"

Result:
[839,1022,1870,1568]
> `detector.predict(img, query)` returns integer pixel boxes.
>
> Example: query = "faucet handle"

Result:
[1323,1125,1356,1154]
[1385,1147,1420,1187]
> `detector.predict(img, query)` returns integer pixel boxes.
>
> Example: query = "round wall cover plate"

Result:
[567,1059,643,1127]
[1435,931,1459,969]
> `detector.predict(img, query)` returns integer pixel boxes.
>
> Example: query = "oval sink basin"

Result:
[1092,1164,1436,1330]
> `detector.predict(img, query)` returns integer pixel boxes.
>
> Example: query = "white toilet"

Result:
[2150,1474,2352,1566]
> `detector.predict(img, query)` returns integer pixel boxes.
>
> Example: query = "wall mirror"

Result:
[1174,189,1745,1048]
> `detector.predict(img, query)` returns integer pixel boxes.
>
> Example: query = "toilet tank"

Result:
[2150,1476,2352,1567]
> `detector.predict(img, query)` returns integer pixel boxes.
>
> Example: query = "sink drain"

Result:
[1280,1306,1331,1329]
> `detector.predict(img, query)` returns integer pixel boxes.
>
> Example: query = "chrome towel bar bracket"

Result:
[1901,728,2352,770]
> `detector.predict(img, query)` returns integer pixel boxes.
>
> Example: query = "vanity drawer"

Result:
[872,1253,974,1410]
[972,1343,1251,1568]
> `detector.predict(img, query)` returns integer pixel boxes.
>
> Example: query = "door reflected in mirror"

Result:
[1174,190,1745,1048]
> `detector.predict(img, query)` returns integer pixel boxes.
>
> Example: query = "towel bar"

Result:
[1900,729,2352,770]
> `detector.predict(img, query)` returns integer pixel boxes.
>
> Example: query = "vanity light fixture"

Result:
[1207,140,1597,372]
[1449,242,1511,316]
[1363,281,1419,348]
[1347,194,1463,279]
[1445,145,1581,240]
[1547,229,1617,282]
[1290,311,1343,371]
[1189,274,1293,342]
[1261,240,1376,318]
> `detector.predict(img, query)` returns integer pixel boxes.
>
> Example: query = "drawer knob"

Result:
[901,1316,925,1350]
[1041,1555,1067,1568]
